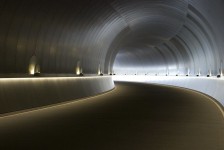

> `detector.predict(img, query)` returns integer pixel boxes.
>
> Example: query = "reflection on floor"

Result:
[0,82,223,150]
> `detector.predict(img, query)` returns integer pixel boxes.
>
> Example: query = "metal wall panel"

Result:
[0,0,223,76]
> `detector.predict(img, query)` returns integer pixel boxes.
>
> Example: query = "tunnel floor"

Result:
[0,82,223,150]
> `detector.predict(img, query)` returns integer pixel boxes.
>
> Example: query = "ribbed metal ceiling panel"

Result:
[0,0,223,76]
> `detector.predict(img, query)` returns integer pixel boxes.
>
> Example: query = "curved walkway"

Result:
[0,82,223,150]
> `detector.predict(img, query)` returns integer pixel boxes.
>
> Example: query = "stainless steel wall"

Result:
[0,0,125,74]
[113,75,224,106]
[0,0,223,76]
[113,0,224,76]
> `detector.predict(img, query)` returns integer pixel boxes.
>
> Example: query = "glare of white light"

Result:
[76,67,80,75]
[29,55,38,75]
[0,76,111,82]
[98,64,101,75]
[29,65,35,75]
[76,61,81,75]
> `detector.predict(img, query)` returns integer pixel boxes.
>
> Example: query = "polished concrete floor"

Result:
[0,82,223,150]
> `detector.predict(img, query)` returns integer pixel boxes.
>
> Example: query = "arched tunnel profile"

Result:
[0,0,224,149]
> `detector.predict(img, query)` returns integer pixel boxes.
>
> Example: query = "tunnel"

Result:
[0,0,224,149]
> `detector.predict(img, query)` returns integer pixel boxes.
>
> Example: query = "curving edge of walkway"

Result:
[0,81,223,149]
[113,75,224,106]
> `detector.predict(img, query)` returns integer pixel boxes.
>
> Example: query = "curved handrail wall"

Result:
[0,76,114,115]
[113,75,224,106]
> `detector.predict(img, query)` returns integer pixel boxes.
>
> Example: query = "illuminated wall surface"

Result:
[113,75,224,106]
[0,0,223,76]
[0,77,114,114]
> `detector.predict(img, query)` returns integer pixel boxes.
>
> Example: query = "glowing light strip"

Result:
[113,75,224,82]
[0,76,112,82]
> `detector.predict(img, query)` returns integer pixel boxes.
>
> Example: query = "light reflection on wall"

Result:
[29,65,35,75]
[113,65,179,75]
[76,61,81,75]
[28,55,39,75]
[98,64,101,75]
[76,68,80,75]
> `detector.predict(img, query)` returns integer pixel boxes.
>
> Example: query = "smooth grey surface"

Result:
[113,75,224,106]
[0,76,114,114]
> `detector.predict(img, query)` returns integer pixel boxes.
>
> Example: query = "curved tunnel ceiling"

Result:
[0,0,223,75]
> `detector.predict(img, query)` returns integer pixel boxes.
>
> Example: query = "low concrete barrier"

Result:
[0,76,114,114]
[113,75,224,106]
